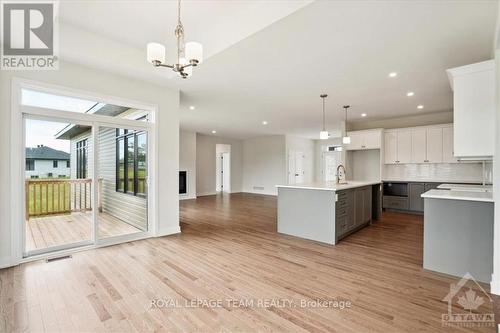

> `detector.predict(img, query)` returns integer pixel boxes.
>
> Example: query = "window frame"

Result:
[53,160,58,168]
[26,159,35,171]
[76,139,88,179]
[115,129,146,197]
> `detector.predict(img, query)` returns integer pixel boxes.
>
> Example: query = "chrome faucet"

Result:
[336,164,347,184]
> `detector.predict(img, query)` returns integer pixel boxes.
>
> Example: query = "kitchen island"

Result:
[276,181,381,245]
[421,189,493,283]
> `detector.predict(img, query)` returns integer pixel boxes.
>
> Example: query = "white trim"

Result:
[196,191,217,197]
[10,77,159,266]
[180,195,197,200]
[491,274,500,295]
[156,226,181,237]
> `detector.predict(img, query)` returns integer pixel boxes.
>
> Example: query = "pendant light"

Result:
[342,105,351,144]
[319,94,329,140]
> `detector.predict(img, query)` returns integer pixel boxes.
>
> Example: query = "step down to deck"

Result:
[46,255,72,263]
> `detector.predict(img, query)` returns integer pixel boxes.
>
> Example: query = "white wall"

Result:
[25,159,70,178]
[242,135,286,196]
[383,162,492,183]
[180,130,197,199]
[349,111,453,131]
[286,136,315,184]
[0,61,180,267]
[314,137,346,182]
[196,134,243,196]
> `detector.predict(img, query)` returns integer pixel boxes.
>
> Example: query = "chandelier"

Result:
[319,94,329,140]
[146,0,203,78]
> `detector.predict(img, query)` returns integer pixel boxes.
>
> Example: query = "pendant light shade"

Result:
[185,42,203,64]
[342,105,351,144]
[319,94,328,140]
[147,43,165,64]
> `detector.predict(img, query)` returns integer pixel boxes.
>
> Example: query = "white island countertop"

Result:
[421,189,493,203]
[276,181,381,192]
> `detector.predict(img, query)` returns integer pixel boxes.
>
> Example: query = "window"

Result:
[53,160,58,168]
[66,160,70,168]
[76,139,88,179]
[116,129,147,196]
[48,172,53,178]
[26,159,35,171]
[30,175,39,179]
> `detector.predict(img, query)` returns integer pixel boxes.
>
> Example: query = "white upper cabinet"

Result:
[345,129,382,150]
[384,131,397,164]
[396,130,412,164]
[426,127,443,163]
[384,124,450,164]
[447,60,495,159]
[442,125,458,163]
[411,129,427,163]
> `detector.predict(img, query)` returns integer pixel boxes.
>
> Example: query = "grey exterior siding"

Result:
[70,128,147,230]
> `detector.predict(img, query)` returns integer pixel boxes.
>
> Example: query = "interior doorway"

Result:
[215,144,231,193]
[288,150,305,184]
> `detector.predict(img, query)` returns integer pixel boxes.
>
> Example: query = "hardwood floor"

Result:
[25,212,141,251]
[1,193,495,332]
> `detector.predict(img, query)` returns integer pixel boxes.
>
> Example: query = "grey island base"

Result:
[276,181,382,245]
[421,190,493,283]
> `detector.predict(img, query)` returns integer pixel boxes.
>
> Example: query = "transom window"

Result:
[116,129,147,196]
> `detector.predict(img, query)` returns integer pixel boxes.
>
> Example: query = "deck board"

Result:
[25,212,141,251]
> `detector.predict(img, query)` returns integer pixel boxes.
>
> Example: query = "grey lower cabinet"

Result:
[409,183,425,212]
[336,186,372,241]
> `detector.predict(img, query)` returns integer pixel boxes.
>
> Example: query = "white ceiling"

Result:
[58,0,499,139]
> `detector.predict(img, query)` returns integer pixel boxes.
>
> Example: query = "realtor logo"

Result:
[1,1,59,70]
[442,272,495,328]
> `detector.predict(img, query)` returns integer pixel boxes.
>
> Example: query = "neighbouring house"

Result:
[25,145,70,179]
[54,104,149,231]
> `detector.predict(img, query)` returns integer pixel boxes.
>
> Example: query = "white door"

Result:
[288,151,305,184]
[411,129,426,163]
[323,152,340,182]
[442,126,457,163]
[397,130,412,164]
[221,152,230,192]
[384,132,397,164]
[426,128,443,163]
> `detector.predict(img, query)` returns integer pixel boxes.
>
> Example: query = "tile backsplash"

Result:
[383,162,492,183]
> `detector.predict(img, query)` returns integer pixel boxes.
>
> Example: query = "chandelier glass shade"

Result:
[146,0,203,78]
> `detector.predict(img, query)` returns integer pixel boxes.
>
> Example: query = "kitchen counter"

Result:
[276,180,381,191]
[422,188,494,282]
[382,179,484,184]
[277,182,381,245]
[421,189,493,202]
[437,183,492,192]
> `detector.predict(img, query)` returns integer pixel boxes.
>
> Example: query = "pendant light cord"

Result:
[322,97,326,131]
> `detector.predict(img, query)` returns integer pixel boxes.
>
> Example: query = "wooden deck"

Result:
[25,212,141,251]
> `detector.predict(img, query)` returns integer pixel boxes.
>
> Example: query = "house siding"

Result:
[70,128,147,230]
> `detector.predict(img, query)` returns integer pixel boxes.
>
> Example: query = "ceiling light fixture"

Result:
[319,94,329,140]
[388,72,398,78]
[146,0,203,79]
[417,105,424,109]
[189,105,195,110]
[342,105,351,144]
[407,92,414,97]
[262,121,268,125]
[361,113,367,117]
[211,130,217,134]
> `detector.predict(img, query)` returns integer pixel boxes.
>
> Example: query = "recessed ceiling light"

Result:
[361,113,367,117]
[388,72,398,78]
[417,105,424,109]
[211,130,217,134]
[262,121,268,125]
[406,92,414,97]
[189,106,195,110]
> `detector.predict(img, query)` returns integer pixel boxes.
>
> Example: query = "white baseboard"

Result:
[0,256,14,269]
[196,191,216,197]
[490,273,500,295]
[180,195,197,200]
[156,226,181,237]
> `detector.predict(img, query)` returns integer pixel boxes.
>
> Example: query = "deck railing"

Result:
[25,179,101,219]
